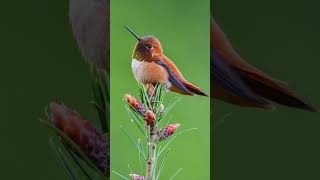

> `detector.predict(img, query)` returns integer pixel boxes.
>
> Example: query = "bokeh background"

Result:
[213,1,320,180]
[0,1,97,179]
[110,0,210,179]
[4,0,319,179]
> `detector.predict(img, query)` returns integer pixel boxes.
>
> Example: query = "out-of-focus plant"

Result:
[40,66,109,180]
[113,84,195,180]
[40,0,110,178]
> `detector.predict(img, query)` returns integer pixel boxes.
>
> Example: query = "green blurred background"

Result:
[3,0,318,179]
[213,1,320,180]
[0,1,96,179]
[110,0,210,179]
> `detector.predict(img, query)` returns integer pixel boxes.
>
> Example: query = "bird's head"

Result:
[125,26,163,62]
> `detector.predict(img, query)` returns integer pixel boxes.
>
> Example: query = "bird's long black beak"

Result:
[124,26,141,41]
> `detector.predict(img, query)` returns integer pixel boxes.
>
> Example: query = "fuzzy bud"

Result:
[145,110,156,125]
[130,174,144,180]
[125,94,146,116]
[160,123,181,141]
[146,84,155,98]
[49,102,109,176]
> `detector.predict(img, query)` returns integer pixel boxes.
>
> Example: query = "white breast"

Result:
[131,58,172,89]
[131,59,146,83]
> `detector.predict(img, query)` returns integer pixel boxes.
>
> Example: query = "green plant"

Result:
[40,66,109,180]
[114,84,196,180]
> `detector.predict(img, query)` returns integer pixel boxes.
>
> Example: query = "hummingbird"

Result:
[211,16,318,112]
[125,26,208,96]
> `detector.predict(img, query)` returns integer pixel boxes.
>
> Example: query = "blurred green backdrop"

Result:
[213,1,320,180]
[0,1,97,179]
[110,0,210,179]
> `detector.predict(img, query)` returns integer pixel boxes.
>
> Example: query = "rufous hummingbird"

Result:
[125,26,208,96]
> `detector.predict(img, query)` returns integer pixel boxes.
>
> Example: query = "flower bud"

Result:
[130,174,144,180]
[125,94,146,116]
[159,123,181,141]
[49,102,109,176]
[145,84,155,98]
[145,110,156,125]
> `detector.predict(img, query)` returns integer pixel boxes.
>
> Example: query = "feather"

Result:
[155,59,194,95]
[211,48,269,104]
[211,16,318,111]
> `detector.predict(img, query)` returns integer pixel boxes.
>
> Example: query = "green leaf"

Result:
[65,145,95,180]
[124,105,145,135]
[157,97,180,123]
[90,101,106,130]
[120,126,146,160]
[151,146,160,179]
[140,84,152,110]
[91,65,109,133]
[49,137,78,180]
[156,149,170,180]
[137,139,145,175]
[169,168,183,180]
[146,125,151,160]
[112,170,129,180]
[127,164,134,176]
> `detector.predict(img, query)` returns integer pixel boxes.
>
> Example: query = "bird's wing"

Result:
[155,59,194,95]
[211,48,269,105]
[158,57,208,96]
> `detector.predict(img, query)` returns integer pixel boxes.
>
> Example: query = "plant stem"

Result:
[145,125,158,180]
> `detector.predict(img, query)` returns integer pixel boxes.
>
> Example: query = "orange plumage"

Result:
[126,27,207,96]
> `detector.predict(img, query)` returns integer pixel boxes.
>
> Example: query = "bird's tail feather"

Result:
[234,67,319,112]
[183,82,208,96]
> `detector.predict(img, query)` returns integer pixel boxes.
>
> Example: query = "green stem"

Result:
[145,125,158,180]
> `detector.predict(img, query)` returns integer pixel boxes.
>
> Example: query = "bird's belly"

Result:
[131,59,170,88]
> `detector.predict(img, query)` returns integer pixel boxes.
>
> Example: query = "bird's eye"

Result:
[146,44,152,49]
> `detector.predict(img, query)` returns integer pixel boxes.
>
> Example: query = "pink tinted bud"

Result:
[130,174,144,180]
[125,94,140,109]
[125,94,146,116]
[146,84,155,97]
[48,102,109,176]
[160,123,180,141]
[145,110,156,125]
